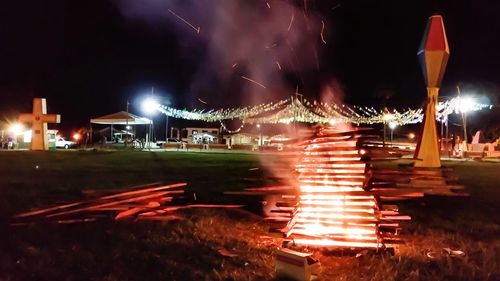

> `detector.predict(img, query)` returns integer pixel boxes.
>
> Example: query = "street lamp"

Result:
[141,97,159,149]
[141,98,160,115]
[456,85,476,154]
[8,123,24,135]
[256,124,262,146]
[388,121,397,146]
[382,113,394,147]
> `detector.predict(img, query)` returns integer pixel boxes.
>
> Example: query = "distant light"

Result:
[408,133,415,140]
[358,148,367,155]
[141,98,159,115]
[328,119,337,125]
[23,130,32,143]
[73,133,81,141]
[256,124,261,128]
[9,123,24,135]
[126,125,131,130]
[388,121,397,130]
[457,96,476,113]
[383,113,394,121]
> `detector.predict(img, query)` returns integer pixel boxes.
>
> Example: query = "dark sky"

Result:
[0,0,499,134]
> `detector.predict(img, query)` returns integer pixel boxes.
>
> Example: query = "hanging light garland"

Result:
[219,120,245,133]
[154,96,490,126]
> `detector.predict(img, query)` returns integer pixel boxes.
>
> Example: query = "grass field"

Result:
[0,150,499,280]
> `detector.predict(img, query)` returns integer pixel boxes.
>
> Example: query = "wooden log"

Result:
[46,191,174,218]
[115,201,161,220]
[15,183,186,218]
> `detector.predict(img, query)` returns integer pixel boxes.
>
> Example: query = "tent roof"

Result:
[90,111,152,125]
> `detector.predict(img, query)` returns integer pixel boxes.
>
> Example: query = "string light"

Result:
[154,96,490,126]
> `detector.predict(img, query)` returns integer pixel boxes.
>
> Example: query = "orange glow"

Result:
[73,133,81,141]
[292,238,380,248]
[286,126,388,248]
[408,133,415,139]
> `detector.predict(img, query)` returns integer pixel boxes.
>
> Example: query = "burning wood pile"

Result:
[265,126,414,250]
[12,183,242,225]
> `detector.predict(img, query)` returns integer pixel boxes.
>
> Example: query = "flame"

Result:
[287,126,384,248]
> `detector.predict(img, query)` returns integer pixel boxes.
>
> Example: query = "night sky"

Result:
[0,0,499,135]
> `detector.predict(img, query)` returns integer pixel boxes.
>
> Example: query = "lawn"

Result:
[0,150,499,281]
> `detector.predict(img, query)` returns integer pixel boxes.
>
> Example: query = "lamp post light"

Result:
[388,121,397,147]
[8,123,24,136]
[456,96,475,154]
[382,113,394,147]
[256,124,262,146]
[141,97,159,149]
[456,85,477,155]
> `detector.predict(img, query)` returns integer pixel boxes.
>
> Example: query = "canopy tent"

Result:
[90,111,151,125]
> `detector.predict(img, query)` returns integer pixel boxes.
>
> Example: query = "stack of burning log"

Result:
[262,126,418,250]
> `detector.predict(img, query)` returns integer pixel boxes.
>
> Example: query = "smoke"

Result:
[320,78,345,105]
[113,0,323,106]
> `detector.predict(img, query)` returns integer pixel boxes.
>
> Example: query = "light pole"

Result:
[165,115,169,141]
[383,113,393,147]
[141,96,159,150]
[256,124,262,146]
[388,121,397,147]
[456,86,476,155]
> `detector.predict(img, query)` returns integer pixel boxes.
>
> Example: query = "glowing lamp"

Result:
[358,148,367,155]
[73,133,81,141]
[388,121,397,130]
[457,97,475,113]
[9,123,24,135]
[141,98,159,115]
[256,124,261,128]
[408,133,415,139]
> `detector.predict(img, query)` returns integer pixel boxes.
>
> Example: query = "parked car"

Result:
[155,138,184,147]
[166,138,183,143]
[56,137,77,149]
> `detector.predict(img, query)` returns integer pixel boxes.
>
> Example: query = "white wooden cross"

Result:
[19,98,61,150]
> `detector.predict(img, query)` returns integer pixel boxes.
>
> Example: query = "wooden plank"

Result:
[115,201,161,220]
[46,191,174,218]
[15,183,186,218]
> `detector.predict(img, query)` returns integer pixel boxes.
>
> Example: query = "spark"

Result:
[331,4,341,11]
[287,12,295,32]
[276,61,282,70]
[266,42,278,49]
[232,63,238,68]
[321,20,327,44]
[168,9,200,34]
[197,98,208,104]
[267,2,271,9]
[241,76,267,89]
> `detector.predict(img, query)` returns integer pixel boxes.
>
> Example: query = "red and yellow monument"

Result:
[414,15,450,167]
[19,98,61,150]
